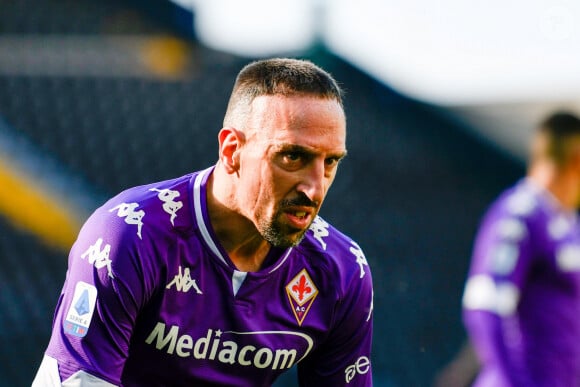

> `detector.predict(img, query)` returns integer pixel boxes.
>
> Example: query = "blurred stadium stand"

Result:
[0,1,525,386]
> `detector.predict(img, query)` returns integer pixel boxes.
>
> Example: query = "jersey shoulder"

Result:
[298,216,372,295]
[491,181,542,218]
[483,180,559,238]
[90,173,196,243]
[471,180,571,276]
[71,173,199,282]
[481,180,549,237]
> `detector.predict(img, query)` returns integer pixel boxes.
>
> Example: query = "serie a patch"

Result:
[64,281,98,337]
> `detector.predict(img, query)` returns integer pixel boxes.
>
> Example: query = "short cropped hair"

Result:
[223,58,344,127]
[538,111,580,165]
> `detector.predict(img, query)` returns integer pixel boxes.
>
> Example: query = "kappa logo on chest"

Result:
[167,266,203,294]
[285,269,318,326]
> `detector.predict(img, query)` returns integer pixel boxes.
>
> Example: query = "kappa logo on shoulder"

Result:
[349,241,368,279]
[286,269,318,326]
[150,188,183,226]
[80,237,113,278]
[109,202,145,239]
[167,266,203,294]
[309,216,330,250]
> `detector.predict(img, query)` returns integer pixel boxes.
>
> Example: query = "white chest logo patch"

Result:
[557,244,580,272]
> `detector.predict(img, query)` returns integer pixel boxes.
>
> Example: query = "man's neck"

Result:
[206,169,271,272]
[528,163,580,211]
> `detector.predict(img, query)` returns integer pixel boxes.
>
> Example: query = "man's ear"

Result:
[218,127,245,174]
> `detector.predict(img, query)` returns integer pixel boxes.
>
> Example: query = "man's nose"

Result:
[296,162,325,205]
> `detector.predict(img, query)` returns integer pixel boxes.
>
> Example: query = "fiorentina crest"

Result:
[285,269,318,326]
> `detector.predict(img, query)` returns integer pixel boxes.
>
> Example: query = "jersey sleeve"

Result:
[462,211,535,386]
[298,241,374,386]
[43,199,161,385]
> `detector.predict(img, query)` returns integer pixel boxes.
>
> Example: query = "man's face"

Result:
[236,95,347,247]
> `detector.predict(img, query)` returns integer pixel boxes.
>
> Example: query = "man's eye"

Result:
[283,152,301,162]
[325,157,341,167]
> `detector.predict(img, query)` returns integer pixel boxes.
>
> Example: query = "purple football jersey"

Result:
[463,179,580,387]
[40,167,374,386]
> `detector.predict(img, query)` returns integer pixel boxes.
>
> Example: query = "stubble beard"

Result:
[256,194,319,248]
[258,212,309,248]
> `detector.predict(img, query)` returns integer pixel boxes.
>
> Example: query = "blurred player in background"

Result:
[32,58,374,386]
[462,111,580,386]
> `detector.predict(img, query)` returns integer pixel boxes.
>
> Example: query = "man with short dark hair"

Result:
[463,111,580,386]
[33,58,374,386]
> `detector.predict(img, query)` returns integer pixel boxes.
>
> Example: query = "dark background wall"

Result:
[0,1,525,386]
